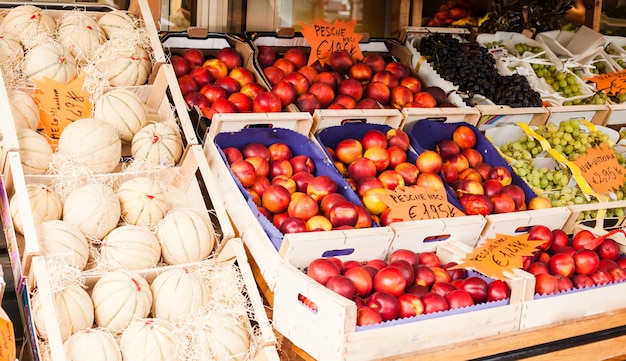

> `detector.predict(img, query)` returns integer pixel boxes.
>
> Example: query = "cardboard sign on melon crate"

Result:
[271,225,528,361]
[203,112,396,297]
[2,143,234,296]
[21,237,279,361]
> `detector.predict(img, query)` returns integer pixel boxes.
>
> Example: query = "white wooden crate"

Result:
[518,220,626,330]
[21,237,279,361]
[203,113,397,290]
[3,144,234,293]
[272,239,528,361]
[311,108,404,136]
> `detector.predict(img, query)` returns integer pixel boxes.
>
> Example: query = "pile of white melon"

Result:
[14,87,184,174]
[31,261,255,361]
[10,173,218,271]
[0,5,153,87]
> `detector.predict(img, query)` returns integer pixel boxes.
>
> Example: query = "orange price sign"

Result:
[573,143,626,195]
[300,18,363,67]
[32,74,92,148]
[378,186,464,221]
[451,233,546,280]
[0,310,15,361]
[586,70,626,96]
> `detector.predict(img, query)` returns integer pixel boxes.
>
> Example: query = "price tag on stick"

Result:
[300,18,363,67]
[378,186,465,221]
[573,143,626,195]
[451,233,546,280]
[33,74,92,149]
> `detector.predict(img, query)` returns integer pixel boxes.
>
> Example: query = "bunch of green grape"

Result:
[563,92,609,106]
[604,44,626,68]
[536,69,586,98]
[514,43,544,56]
[499,133,574,195]
[535,119,612,160]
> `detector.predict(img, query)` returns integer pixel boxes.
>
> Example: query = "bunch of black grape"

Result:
[419,33,543,108]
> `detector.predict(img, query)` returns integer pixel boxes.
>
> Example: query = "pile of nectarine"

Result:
[417,124,551,215]
[171,46,290,119]
[321,126,434,225]
[256,46,455,113]
[302,248,511,326]
[222,140,373,234]
[523,226,626,296]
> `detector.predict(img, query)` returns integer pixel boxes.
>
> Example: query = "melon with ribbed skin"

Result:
[100,225,161,270]
[0,32,23,64]
[131,122,183,167]
[119,318,179,361]
[195,314,250,361]
[63,183,121,240]
[17,128,52,175]
[10,183,62,235]
[91,270,152,334]
[117,177,169,227]
[38,220,90,270]
[150,267,210,322]
[106,44,151,86]
[8,89,39,131]
[0,5,56,47]
[23,41,77,84]
[57,12,106,62]
[57,118,122,174]
[63,328,122,361]
[97,10,137,40]
[32,282,95,341]
[157,209,216,265]
[94,89,147,143]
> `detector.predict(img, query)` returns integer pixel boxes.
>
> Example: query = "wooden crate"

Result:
[311,108,404,136]
[21,237,279,361]
[272,238,529,361]
[160,31,298,140]
[3,144,234,294]
[0,70,18,174]
[0,0,165,82]
[518,222,626,330]
[546,104,611,126]
[475,105,550,131]
[203,113,397,290]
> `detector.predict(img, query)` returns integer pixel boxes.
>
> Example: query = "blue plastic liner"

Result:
[317,122,467,214]
[407,120,538,207]
[214,127,368,250]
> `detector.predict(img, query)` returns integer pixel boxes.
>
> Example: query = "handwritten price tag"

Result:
[451,233,546,280]
[300,18,363,67]
[378,186,464,221]
[33,74,91,148]
[573,143,626,194]
[586,70,626,96]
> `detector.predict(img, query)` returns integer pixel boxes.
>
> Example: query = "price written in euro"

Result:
[33,74,91,148]
[573,143,626,195]
[300,18,363,67]
[450,233,546,280]
[378,186,464,221]
[587,70,626,96]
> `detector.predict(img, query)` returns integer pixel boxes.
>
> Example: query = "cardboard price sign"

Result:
[587,70,626,96]
[451,233,546,280]
[378,186,464,221]
[573,143,626,195]
[33,74,92,148]
[300,18,363,67]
